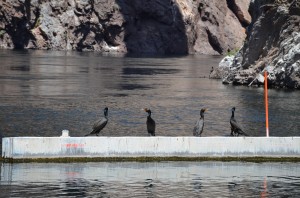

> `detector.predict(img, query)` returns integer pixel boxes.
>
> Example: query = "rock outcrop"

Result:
[0,0,250,55]
[221,0,300,89]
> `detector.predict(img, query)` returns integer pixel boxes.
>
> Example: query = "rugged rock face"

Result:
[0,0,250,55]
[221,0,300,89]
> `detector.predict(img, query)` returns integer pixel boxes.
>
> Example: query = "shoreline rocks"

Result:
[218,0,300,89]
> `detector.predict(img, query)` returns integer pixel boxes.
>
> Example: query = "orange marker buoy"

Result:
[264,71,269,137]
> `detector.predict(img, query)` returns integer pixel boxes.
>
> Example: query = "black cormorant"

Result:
[144,108,156,136]
[193,108,206,137]
[85,107,108,136]
[209,66,214,78]
[230,107,249,136]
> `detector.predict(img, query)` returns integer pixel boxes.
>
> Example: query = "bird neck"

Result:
[231,110,234,118]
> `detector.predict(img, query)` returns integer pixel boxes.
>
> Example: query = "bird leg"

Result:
[230,127,234,136]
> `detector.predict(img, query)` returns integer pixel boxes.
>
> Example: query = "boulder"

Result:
[210,55,234,79]
[223,0,300,89]
[228,0,252,26]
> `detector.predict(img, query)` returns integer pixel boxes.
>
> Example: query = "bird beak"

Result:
[142,108,147,112]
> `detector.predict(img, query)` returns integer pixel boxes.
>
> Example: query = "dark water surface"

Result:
[0,50,299,138]
[1,161,300,197]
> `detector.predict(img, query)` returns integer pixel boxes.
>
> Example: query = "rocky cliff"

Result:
[0,0,250,55]
[217,0,300,89]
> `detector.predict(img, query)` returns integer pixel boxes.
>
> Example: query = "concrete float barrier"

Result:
[2,135,300,160]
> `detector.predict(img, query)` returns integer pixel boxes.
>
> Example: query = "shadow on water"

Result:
[122,67,180,75]
[116,0,188,55]
[119,83,151,90]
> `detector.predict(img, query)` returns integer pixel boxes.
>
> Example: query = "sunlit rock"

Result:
[223,0,300,89]
[210,56,233,79]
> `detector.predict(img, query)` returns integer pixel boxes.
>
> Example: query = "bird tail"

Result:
[241,130,249,136]
[84,133,90,137]
[85,129,96,137]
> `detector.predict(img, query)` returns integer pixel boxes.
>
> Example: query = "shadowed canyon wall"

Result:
[0,0,250,55]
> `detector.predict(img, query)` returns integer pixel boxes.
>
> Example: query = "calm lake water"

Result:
[0,50,300,197]
[1,161,300,197]
[0,49,299,139]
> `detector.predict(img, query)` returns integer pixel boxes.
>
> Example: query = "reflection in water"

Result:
[119,83,151,90]
[122,67,180,75]
[191,177,202,192]
[1,162,300,197]
[144,178,155,198]
[10,65,30,71]
[260,177,268,198]
[0,49,299,140]
[61,179,88,197]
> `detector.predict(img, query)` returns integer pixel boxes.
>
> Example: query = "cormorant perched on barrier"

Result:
[193,108,206,137]
[230,107,249,136]
[144,108,156,136]
[85,107,108,136]
[209,67,214,78]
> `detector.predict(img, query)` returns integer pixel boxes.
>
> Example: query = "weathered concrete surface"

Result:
[2,137,300,159]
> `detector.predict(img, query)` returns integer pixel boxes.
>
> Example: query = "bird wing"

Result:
[230,117,241,130]
[193,119,204,136]
[193,120,200,134]
[230,117,246,134]
[91,117,108,134]
[147,117,156,133]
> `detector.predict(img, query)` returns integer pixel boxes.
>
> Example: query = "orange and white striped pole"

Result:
[264,71,269,137]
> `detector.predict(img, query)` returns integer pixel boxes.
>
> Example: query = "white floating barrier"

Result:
[2,136,300,159]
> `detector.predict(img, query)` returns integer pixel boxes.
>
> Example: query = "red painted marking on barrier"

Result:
[64,143,85,148]
[66,172,79,177]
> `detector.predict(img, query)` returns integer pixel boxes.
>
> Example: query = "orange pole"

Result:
[264,71,269,137]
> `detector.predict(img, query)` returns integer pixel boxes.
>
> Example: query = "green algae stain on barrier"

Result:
[1,156,300,163]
